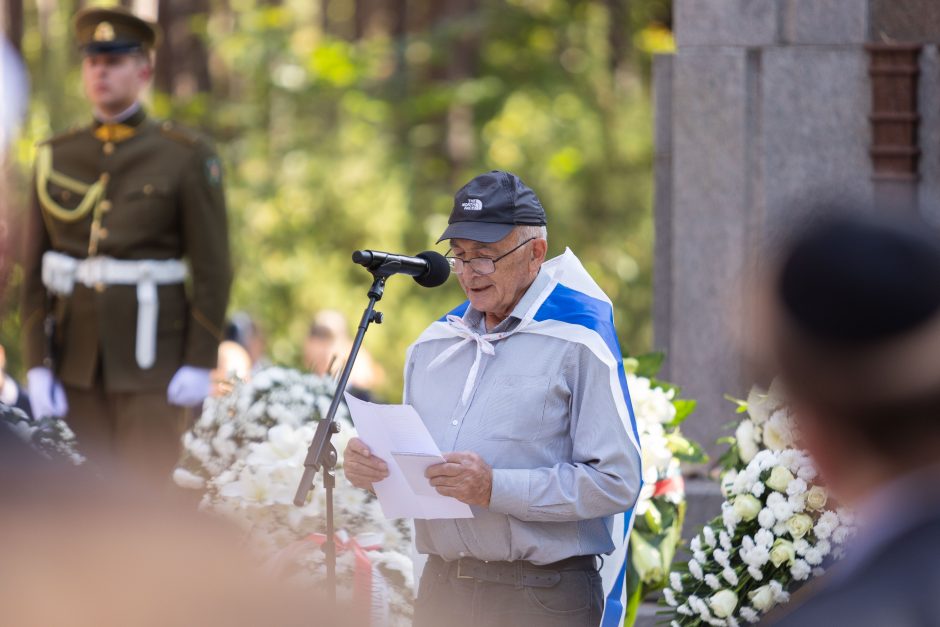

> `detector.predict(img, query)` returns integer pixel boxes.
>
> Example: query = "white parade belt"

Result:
[41,250,188,370]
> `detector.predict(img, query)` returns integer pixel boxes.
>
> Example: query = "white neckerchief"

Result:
[427,314,518,405]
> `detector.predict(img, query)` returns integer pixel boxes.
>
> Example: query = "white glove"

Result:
[167,366,212,407]
[27,367,69,418]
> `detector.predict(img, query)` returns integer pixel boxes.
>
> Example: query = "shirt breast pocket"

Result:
[481,374,550,441]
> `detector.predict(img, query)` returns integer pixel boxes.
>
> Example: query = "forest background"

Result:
[0,0,673,400]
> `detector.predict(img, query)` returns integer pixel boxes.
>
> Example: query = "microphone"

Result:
[352,250,450,288]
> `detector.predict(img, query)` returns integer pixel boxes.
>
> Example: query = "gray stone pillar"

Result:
[654,0,922,464]
[643,4,940,624]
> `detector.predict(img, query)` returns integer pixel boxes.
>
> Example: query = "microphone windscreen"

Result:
[414,251,450,288]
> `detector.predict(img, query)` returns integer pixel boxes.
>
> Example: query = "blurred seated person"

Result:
[0,344,32,418]
[209,318,256,398]
[303,310,385,401]
[226,311,270,371]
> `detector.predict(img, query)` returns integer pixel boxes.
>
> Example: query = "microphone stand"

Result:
[293,266,393,608]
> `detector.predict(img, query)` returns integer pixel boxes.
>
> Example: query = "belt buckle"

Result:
[82,256,105,287]
[456,559,474,579]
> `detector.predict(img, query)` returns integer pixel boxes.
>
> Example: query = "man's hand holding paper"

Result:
[341,393,473,519]
[425,451,493,507]
[343,437,389,491]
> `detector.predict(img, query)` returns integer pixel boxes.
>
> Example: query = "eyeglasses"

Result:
[446,238,536,276]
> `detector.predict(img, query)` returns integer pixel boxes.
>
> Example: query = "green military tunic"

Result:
[20,107,231,479]
[21,107,231,391]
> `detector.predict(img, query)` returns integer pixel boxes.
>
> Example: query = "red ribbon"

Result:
[269,532,380,626]
[651,475,685,499]
[307,533,379,625]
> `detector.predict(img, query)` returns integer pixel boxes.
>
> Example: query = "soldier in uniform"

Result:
[20,7,231,482]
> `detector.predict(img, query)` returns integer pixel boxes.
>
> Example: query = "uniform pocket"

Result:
[481,374,550,441]
[119,178,177,233]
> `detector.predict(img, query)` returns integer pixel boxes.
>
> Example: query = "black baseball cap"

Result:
[437,170,547,244]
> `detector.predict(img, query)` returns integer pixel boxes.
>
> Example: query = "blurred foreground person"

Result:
[0,443,351,627]
[19,7,231,485]
[761,211,940,626]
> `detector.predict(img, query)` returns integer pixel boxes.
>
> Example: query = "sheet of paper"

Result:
[391,452,446,497]
[344,393,474,519]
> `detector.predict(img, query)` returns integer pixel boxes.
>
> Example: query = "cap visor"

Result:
[437,221,515,244]
[81,42,143,55]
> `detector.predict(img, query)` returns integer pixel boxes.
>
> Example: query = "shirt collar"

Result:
[93,101,145,126]
[463,268,551,334]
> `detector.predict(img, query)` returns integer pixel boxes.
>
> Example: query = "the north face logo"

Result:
[462,198,483,211]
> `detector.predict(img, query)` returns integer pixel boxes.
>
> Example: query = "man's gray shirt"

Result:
[404,270,641,565]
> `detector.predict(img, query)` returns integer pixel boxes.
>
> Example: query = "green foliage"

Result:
[669,399,698,427]
[629,350,664,379]
[5,1,664,398]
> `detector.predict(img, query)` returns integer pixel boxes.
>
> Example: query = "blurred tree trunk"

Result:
[607,0,629,74]
[2,0,23,51]
[155,0,211,98]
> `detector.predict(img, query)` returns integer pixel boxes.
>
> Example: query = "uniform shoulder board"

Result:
[157,120,206,149]
[38,125,87,146]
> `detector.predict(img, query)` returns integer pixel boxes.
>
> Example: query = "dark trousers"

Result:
[413,555,603,627]
[65,383,189,486]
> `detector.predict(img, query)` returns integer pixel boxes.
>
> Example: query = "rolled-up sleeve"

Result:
[488,343,641,522]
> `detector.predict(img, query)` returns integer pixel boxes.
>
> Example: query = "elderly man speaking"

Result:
[344,170,642,627]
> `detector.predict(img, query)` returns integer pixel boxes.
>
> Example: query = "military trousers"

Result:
[64,383,189,485]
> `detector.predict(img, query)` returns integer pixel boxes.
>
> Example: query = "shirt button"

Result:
[102,142,114,155]
[451,420,458,426]
[98,227,109,240]
[99,200,112,212]
[143,183,154,195]
[458,552,466,557]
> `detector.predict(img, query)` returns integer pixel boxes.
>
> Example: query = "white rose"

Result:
[786,513,814,539]
[745,386,772,425]
[770,539,796,567]
[748,585,775,612]
[805,486,828,510]
[733,494,763,522]
[735,420,760,463]
[766,466,795,492]
[762,411,794,450]
[708,589,738,618]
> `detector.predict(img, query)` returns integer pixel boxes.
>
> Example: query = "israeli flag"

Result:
[408,248,642,626]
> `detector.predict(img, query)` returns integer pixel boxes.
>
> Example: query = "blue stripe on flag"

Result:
[533,283,640,442]
[600,511,632,627]
[438,300,471,321]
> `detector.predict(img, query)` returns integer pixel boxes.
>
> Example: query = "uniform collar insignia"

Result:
[94,123,136,143]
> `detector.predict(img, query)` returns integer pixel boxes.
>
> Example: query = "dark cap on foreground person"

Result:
[767,211,940,426]
[74,6,160,55]
[437,170,547,243]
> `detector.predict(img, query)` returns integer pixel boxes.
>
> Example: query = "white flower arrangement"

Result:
[623,354,706,625]
[662,382,855,626]
[1,403,85,465]
[175,366,414,626]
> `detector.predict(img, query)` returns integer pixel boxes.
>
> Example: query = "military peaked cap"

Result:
[74,7,160,55]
